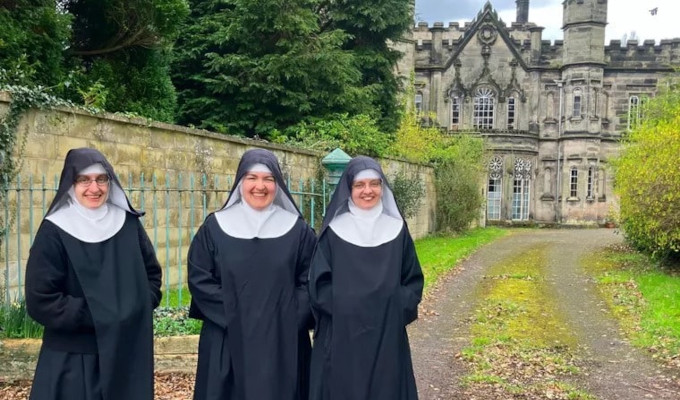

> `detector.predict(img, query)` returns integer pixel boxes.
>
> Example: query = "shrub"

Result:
[613,81,680,259]
[274,113,392,157]
[390,171,424,219]
[432,134,485,232]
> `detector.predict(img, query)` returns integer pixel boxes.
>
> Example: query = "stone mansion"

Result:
[394,0,680,224]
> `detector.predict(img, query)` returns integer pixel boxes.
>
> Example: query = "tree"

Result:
[0,1,188,122]
[172,0,370,138]
[0,1,72,87]
[274,113,391,157]
[62,0,189,121]
[614,79,680,259]
[319,0,413,133]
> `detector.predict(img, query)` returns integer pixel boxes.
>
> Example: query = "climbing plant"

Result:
[0,84,75,246]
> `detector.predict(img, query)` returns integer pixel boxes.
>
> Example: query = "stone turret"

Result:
[560,0,607,135]
[516,0,529,24]
[562,0,607,66]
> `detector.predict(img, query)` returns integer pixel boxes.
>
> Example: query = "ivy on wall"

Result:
[0,85,75,244]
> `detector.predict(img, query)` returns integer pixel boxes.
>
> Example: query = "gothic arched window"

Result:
[628,95,646,131]
[473,88,495,129]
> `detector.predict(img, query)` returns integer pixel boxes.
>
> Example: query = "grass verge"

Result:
[415,227,507,291]
[582,244,680,369]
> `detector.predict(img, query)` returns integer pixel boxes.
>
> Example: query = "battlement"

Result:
[604,38,680,67]
[605,38,680,52]
[414,20,540,34]
[413,19,538,44]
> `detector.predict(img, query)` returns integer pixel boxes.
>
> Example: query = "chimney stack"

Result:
[516,0,529,24]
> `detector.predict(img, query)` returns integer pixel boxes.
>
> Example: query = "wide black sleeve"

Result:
[25,222,94,331]
[137,220,162,309]
[187,217,227,329]
[296,223,317,331]
[308,233,333,318]
[400,229,424,326]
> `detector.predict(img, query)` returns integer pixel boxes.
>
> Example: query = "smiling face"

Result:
[351,178,383,210]
[241,171,277,210]
[73,173,110,209]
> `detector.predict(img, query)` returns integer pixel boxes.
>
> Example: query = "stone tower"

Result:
[561,0,607,135]
[556,0,608,223]
[562,0,607,66]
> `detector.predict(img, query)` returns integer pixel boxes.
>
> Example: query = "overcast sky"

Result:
[415,0,680,43]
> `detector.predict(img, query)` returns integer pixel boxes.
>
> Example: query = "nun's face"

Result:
[242,172,276,210]
[351,178,382,210]
[73,173,110,209]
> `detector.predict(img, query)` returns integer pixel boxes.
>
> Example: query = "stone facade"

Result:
[0,94,436,293]
[404,0,680,224]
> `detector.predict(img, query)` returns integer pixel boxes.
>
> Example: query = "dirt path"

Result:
[409,229,680,400]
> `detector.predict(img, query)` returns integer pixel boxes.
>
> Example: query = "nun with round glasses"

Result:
[25,148,162,400]
[308,156,424,400]
[188,148,316,400]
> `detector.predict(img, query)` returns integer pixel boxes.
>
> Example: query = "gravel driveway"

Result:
[409,228,680,400]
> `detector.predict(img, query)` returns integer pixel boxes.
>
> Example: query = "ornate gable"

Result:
[444,2,528,72]
[444,2,527,102]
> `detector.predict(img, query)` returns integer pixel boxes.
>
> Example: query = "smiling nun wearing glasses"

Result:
[25,148,162,400]
[188,148,317,400]
[308,156,424,400]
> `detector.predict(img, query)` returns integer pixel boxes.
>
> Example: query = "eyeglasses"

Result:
[352,180,382,190]
[75,175,110,187]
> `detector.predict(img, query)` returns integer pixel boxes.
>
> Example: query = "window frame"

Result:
[570,167,579,198]
[473,87,495,129]
[572,88,582,118]
[487,177,502,220]
[507,96,516,130]
[451,96,461,128]
[415,92,423,114]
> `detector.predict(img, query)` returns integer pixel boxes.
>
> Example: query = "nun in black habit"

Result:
[308,156,424,400]
[188,148,316,400]
[25,147,162,400]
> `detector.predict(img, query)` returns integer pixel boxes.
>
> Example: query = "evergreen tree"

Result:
[173,0,369,137]
[0,0,188,122]
[320,0,413,133]
[0,1,72,87]
[63,0,189,121]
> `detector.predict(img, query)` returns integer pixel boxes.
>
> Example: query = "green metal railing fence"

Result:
[1,173,329,309]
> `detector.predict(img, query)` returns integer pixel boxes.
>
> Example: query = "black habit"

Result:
[188,149,316,400]
[25,148,162,400]
[308,156,424,400]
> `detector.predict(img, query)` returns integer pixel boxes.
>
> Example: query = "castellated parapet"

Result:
[412,20,680,69]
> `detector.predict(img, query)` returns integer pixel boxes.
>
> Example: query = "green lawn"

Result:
[160,286,192,308]
[415,227,508,291]
[583,247,680,368]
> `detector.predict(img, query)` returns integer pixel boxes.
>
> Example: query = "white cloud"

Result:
[415,0,680,43]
